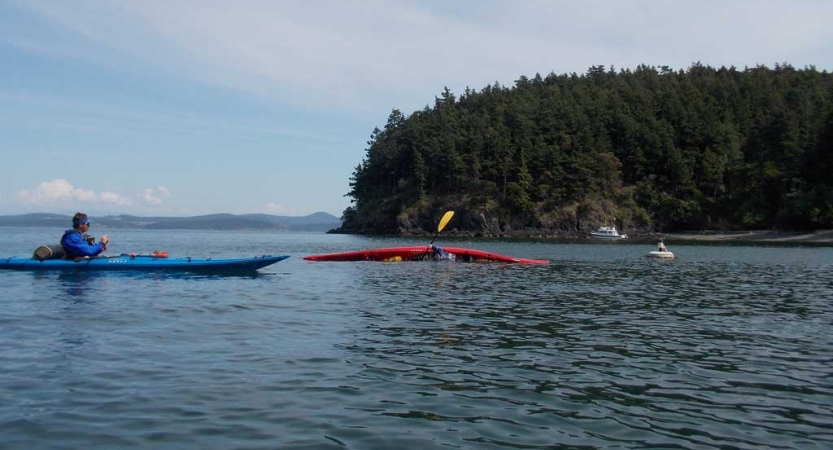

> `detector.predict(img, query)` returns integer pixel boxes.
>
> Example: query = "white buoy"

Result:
[647,240,675,259]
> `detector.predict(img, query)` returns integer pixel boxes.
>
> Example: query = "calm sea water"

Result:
[1,227,832,449]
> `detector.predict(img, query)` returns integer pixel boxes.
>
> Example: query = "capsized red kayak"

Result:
[304,246,549,264]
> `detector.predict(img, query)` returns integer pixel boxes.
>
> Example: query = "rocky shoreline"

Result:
[661,230,833,243]
[376,229,833,244]
[333,222,833,243]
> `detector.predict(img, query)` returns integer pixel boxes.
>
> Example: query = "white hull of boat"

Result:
[590,233,628,239]
[647,250,675,259]
[590,225,627,239]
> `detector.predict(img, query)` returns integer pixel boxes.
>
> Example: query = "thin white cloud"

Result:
[16,179,136,208]
[17,179,80,205]
[0,89,356,146]
[73,187,97,202]
[15,1,832,116]
[100,191,131,206]
[265,202,297,215]
[141,186,171,205]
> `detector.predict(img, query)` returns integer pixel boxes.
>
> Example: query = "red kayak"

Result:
[304,246,549,264]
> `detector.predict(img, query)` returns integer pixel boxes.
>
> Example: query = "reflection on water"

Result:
[29,269,268,298]
[337,259,833,448]
[1,231,832,449]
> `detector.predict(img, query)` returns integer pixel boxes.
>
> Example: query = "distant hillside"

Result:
[0,212,342,231]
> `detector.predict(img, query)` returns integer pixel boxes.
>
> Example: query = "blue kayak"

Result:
[0,254,289,272]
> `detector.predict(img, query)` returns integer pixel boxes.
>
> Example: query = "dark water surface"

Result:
[1,228,832,449]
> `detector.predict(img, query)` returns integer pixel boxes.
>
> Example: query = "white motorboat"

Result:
[590,225,628,239]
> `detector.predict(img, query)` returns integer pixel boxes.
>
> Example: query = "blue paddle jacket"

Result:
[61,229,105,257]
[431,245,451,260]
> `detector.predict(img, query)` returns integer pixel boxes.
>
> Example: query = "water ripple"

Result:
[1,232,832,448]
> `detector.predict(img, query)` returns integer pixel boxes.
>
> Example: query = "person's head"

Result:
[72,212,91,231]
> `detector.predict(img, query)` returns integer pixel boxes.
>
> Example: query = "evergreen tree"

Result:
[341,64,833,234]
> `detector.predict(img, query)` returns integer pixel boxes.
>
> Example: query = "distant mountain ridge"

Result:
[0,212,342,232]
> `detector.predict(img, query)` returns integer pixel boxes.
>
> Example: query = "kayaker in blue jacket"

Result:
[430,244,452,260]
[61,212,109,258]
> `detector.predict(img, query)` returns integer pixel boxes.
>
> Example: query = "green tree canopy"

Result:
[341,64,833,234]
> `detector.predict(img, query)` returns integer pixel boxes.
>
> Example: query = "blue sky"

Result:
[1,1,831,218]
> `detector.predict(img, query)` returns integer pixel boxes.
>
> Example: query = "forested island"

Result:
[336,63,833,237]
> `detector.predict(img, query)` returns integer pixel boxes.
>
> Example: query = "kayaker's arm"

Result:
[61,231,105,257]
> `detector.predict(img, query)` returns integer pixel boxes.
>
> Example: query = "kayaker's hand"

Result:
[101,235,109,246]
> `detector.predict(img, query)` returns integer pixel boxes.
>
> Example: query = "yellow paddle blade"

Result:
[437,211,455,233]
